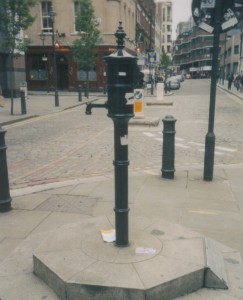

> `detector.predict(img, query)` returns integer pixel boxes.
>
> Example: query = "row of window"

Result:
[41,1,80,33]
[28,54,97,81]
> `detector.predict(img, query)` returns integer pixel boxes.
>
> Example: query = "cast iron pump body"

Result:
[86,22,139,247]
[106,22,139,247]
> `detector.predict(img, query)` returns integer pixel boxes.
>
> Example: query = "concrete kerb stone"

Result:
[1,96,100,127]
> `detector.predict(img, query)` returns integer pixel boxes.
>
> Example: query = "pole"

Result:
[51,10,59,107]
[161,115,176,179]
[203,0,222,181]
[0,126,12,212]
[112,117,130,247]
[20,90,27,114]
[222,32,227,85]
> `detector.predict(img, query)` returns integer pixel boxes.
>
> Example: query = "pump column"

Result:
[105,22,138,247]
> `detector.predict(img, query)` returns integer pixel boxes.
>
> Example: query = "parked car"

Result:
[175,75,184,82]
[166,76,180,90]
[184,74,192,79]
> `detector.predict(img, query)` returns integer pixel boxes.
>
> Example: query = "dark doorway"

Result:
[56,55,68,90]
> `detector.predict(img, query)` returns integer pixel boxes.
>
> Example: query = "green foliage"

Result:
[0,0,36,57]
[72,0,100,71]
[159,50,172,71]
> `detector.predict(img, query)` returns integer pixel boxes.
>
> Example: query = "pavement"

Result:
[1,83,243,299]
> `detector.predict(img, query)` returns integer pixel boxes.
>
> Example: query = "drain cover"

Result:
[36,194,99,214]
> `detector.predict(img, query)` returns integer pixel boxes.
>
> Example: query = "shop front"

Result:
[25,45,121,92]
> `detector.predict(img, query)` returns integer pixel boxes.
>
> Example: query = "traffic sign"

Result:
[147,52,157,65]
[192,0,243,33]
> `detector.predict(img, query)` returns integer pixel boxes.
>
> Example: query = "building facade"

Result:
[173,17,243,81]
[173,17,214,78]
[219,30,241,80]
[24,0,137,92]
[157,1,172,58]
[0,0,161,95]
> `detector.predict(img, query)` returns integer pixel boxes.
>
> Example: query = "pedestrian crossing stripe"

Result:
[142,132,237,154]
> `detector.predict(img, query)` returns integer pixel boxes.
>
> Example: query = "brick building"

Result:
[24,0,137,92]
[0,0,157,94]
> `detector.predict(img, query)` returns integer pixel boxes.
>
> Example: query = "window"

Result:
[167,35,171,43]
[74,1,81,32]
[234,45,239,55]
[29,54,48,81]
[167,6,171,22]
[137,10,141,23]
[77,67,97,81]
[41,1,52,32]
[162,8,165,21]
[233,62,238,73]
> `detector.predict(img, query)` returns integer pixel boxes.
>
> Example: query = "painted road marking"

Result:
[215,146,237,152]
[188,141,204,147]
[143,132,155,137]
[142,132,238,154]
[188,210,218,215]
[175,143,190,149]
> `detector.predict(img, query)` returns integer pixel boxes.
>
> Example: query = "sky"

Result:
[172,0,192,39]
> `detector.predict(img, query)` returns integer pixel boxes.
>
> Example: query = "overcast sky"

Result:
[172,0,192,39]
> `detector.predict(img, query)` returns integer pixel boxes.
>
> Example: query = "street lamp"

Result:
[40,30,45,46]
[49,8,59,107]
[39,32,49,92]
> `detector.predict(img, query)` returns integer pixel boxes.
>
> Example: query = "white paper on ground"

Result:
[101,229,116,242]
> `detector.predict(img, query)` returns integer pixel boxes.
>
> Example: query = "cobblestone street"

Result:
[4,79,243,189]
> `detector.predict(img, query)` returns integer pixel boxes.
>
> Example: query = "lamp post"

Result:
[40,30,45,46]
[203,0,222,181]
[49,9,59,107]
[39,31,49,92]
[222,32,227,85]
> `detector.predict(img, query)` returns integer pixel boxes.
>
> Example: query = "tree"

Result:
[72,0,100,96]
[0,0,36,115]
[159,50,172,73]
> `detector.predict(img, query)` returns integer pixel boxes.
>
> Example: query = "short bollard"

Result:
[20,91,27,114]
[84,82,88,98]
[78,85,82,102]
[161,115,176,179]
[0,126,12,212]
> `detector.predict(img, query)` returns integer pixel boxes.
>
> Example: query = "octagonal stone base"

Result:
[33,216,228,300]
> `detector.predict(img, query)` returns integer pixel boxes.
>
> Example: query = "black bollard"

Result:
[161,115,176,179]
[164,82,167,94]
[0,126,12,212]
[84,82,88,98]
[78,85,82,102]
[103,84,107,95]
[20,91,27,114]
[151,81,154,95]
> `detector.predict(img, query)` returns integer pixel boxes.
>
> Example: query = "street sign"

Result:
[133,89,144,118]
[147,52,157,65]
[192,0,243,33]
[201,0,216,9]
